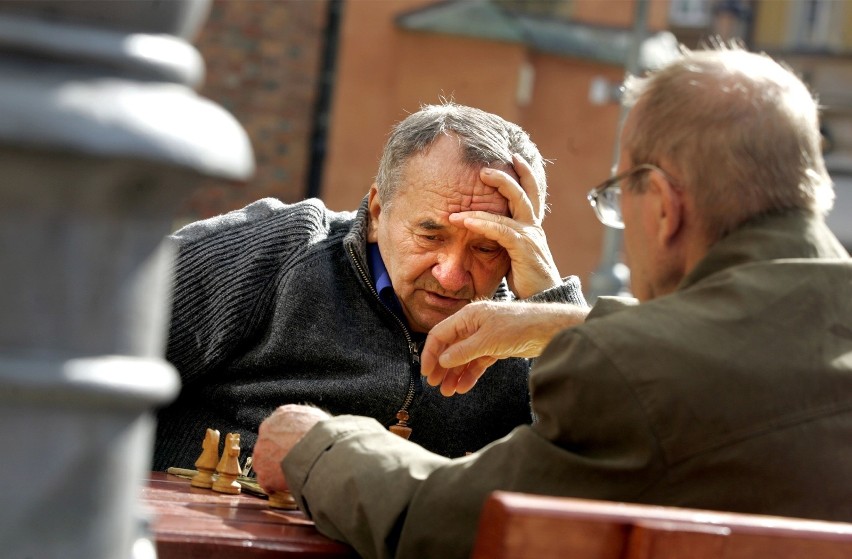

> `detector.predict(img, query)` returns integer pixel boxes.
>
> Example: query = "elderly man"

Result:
[153,103,586,471]
[254,46,852,559]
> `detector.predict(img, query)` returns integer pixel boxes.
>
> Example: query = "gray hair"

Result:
[375,102,547,216]
[622,44,833,241]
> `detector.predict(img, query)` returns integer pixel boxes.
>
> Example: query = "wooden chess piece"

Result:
[212,432,242,494]
[389,410,412,439]
[267,490,298,510]
[190,428,220,488]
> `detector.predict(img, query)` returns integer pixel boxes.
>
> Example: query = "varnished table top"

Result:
[142,471,357,558]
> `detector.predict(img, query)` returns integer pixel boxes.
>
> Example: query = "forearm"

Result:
[283,416,450,559]
[421,299,591,392]
[517,302,590,357]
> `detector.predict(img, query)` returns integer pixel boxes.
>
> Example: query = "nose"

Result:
[432,246,472,295]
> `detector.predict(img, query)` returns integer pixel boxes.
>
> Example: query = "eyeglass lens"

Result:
[595,185,622,228]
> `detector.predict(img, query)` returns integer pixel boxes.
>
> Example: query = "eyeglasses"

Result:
[586,163,670,229]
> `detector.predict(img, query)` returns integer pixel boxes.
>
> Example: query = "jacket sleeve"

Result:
[166,198,327,382]
[282,325,666,559]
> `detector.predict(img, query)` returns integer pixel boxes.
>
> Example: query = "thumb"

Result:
[438,331,489,369]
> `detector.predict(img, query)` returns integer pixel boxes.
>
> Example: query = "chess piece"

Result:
[190,428,220,488]
[212,432,242,494]
[389,410,412,439]
[267,490,297,510]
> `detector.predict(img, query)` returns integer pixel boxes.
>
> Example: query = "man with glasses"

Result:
[253,46,852,559]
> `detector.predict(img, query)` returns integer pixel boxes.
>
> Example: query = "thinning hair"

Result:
[375,102,547,216]
[622,44,833,241]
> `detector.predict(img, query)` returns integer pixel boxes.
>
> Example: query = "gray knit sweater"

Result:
[154,197,587,471]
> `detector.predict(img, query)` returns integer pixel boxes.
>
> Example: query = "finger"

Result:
[439,366,463,397]
[480,167,536,224]
[454,357,497,394]
[422,311,472,385]
[421,336,443,380]
[449,211,523,249]
[424,364,449,389]
[422,342,453,389]
[511,154,543,224]
[437,330,495,370]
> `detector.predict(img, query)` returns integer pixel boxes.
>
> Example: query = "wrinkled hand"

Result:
[422,301,588,396]
[253,404,330,494]
[450,154,560,299]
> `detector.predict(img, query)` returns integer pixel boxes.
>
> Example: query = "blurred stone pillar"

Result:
[0,1,254,558]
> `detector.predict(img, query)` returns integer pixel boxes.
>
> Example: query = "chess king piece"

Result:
[213,432,242,494]
[254,405,329,509]
[191,428,220,488]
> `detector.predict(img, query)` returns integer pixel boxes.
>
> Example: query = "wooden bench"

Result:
[471,491,852,559]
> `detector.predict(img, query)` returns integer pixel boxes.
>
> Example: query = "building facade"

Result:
[187,0,852,291]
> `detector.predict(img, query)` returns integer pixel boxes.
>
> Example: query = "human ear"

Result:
[367,184,382,242]
[649,171,683,246]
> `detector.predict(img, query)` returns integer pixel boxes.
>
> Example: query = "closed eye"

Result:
[475,244,503,255]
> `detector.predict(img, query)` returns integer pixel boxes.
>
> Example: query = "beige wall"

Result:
[321,0,626,287]
[320,0,435,211]
[521,54,623,281]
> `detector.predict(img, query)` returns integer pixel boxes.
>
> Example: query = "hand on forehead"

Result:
[445,157,518,214]
[445,181,511,216]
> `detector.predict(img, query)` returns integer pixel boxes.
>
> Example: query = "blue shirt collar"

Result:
[367,243,405,321]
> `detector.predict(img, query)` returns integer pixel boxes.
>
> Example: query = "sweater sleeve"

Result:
[165,198,328,382]
[525,275,588,307]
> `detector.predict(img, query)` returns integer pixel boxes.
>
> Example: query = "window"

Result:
[787,0,846,51]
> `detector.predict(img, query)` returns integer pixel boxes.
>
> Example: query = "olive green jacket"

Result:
[283,211,852,559]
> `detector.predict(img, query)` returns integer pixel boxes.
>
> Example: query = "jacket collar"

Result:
[679,210,849,292]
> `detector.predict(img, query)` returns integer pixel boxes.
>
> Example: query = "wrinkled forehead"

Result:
[398,146,513,217]
[446,162,511,216]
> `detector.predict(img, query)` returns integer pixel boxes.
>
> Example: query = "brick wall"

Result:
[180,0,330,223]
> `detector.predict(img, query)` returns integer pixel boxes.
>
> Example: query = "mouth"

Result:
[422,290,469,310]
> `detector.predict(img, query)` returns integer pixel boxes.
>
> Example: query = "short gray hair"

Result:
[375,102,548,216]
[622,44,833,241]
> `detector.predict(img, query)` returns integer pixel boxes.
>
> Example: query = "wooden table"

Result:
[142,471,358,558]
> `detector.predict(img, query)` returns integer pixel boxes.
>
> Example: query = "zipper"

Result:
[348,245,418,440]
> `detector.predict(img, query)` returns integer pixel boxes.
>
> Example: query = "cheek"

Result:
[379,228,413,269]
[389,247,436,285]
[624,227,648,275]
[623,231,655,300]
[471,253,510,291]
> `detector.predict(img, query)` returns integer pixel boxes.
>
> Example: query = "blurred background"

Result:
[182,0,852,295]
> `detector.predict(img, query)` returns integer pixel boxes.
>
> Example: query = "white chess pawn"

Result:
[190,428,220,489]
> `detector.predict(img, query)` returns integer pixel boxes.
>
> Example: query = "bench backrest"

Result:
[471,491,852,559]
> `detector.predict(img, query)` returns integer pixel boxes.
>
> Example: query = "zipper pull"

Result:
[389,410,412,439]
[409,341,421,364]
